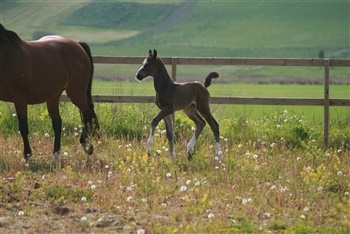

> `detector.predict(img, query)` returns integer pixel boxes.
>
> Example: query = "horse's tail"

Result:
[204,71,220,88]
[78,41,100,134]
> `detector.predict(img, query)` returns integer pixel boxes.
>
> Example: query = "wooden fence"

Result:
[61,56,350,148]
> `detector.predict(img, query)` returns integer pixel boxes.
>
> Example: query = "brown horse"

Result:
[0,24,99,161]
[135,49,222,160]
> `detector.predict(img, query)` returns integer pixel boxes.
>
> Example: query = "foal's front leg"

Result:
[163,115,175,157]
[148,108,173,156]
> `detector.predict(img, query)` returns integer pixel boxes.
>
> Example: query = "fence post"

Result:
[324,58,330,148]
[172,57,177,81]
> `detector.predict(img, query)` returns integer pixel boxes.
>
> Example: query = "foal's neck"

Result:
[154,58,174,93]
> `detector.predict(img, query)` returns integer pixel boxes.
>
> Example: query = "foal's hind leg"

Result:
[47,97,62,161]
[184,105,206,160]
[197,105,222,158]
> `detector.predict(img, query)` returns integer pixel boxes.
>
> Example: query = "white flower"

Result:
[81,197,87,202]
[18,211,24,216]
[186,180,191,185]
[137,228,146,234]
[300,215,306,219]
[45,133,50,138]
[317,187,323,192]
[303,207,309,212]
[180,186,187,192]
[90,185,96,189]
[337,171,343,176]
[238,144,242,149]
[253,154,258,159]
[81,216,87,222]
[141,198,148,203]
[126,196,133,202]
[191,126,196,131]
[166,172,172,178]
[208,213,215,219]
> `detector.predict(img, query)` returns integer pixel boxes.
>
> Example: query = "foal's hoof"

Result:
[187,148,195,161]
[83,143,94,155]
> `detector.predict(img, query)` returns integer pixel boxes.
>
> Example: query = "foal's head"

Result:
[135,49,158,81]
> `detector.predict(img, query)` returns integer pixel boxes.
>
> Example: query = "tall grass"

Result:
[0,102,349,232]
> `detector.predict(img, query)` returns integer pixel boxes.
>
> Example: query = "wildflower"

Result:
[12,113,17,117]
[242,199,248,205]
[166,172,172,178]
[238,144,242,148]
[208,213,215,219]
[247,198,253,203]
[303,207,309,212]
[283,110,288,114]
[137,228,146,234]
[81,197,87,202]
[90,185,96,189]
[105,165,109,169]
[126,196,133,202]
[156,150,161,155]
[180,186,187,192]
[276,125,281,128]
[191,126,196,131]
[297,157,301,161]
[141,198,147,203]
[18,211,24,216]
[337,171,343,176]
[270,143,275,148]
[45,133,50,138]
[81,216,87,222]
[338,149,342,153]
[300,215,306,219]
[161,130,166,135]
[317,187,323,192]
[253,154,258,159]
[224,138,228,142]
[186,180,191,185]
[344,192,349,197]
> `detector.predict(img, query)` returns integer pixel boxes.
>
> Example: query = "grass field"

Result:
[1,1,349,232]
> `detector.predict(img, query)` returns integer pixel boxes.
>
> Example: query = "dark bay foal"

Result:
[135,49,222,160]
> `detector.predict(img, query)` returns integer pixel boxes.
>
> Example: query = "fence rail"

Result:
[60,56,350,148]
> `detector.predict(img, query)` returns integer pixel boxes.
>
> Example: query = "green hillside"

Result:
[1,0,348,58]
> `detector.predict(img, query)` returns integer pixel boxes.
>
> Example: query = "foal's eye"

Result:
[144,63,151,69]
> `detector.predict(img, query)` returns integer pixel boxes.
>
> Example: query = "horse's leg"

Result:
[148,108,173,155]
[184,105,206,160]
[163,115,175,157]
[46,97,62,160]
[14,102,31,160]
[67,94,94,155]
[197,105,222,158]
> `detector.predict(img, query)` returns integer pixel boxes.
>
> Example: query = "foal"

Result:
[135,49,221,160]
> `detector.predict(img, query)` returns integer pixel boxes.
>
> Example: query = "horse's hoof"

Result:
[83,143,94,155]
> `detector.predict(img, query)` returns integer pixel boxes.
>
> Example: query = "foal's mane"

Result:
[0,24,22,43]
[156,57,173,82]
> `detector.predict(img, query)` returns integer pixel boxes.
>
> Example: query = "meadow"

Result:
[1,0,349,232]
[0,94,349,233]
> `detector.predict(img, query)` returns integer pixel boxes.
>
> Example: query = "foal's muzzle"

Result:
[135,72,144,81]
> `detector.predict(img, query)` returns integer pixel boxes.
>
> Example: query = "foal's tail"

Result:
[78,41,100,134]
[204,71,220,88]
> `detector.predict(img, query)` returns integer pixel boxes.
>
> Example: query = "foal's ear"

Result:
[153,49,158,58]
[148,49,152,57]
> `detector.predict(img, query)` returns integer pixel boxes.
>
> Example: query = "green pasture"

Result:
[1,0,348,58]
